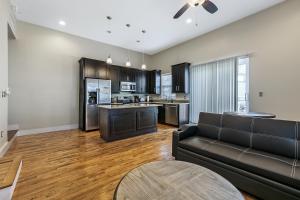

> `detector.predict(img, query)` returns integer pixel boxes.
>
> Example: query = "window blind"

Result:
[190,58,236,123]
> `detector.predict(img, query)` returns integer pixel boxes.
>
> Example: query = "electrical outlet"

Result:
[259,92,263,97]
[0,131,3,138]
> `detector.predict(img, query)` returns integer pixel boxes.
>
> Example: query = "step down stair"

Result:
[0,156,22,200]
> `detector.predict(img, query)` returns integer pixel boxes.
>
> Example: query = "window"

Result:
[236,56,250,112]
[190,56,250,123]
[161,74,173,100]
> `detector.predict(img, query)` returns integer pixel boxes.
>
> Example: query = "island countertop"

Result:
[98,103,163,110]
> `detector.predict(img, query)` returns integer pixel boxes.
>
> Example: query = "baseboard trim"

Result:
[0,141,10,157]
[8,124,19,131]
[0,133,18,157]
[17,124,79,136]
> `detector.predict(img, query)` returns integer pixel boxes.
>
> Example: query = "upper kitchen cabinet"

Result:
[136,70,148,94]
[148,70,161,94]
[79,58,108,79]
[172,63,190,93]
[107,65,120,93]
[120,67,135,82]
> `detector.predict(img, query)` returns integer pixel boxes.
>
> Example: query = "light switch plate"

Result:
[259,92,263,97]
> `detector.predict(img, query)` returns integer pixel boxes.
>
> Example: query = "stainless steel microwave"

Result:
[120,82,136,92]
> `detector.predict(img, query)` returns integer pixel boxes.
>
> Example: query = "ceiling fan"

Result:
[174,0,218,19]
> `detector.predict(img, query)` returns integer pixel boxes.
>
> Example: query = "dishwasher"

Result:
[165,105,179,126]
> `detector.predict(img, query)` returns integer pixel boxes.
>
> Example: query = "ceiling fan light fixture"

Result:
[186,18,192,24]
[59,20,66,26]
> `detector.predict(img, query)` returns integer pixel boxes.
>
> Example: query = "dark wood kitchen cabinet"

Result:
[79,58,108,80]
[99,106,158,141]
[120,67,135,82]
[136,70,148,94]
[148,70,161,94]
[172,63,190,93]
[107,65,120,93]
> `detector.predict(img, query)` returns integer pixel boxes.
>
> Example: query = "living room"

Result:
[0,0,299,199]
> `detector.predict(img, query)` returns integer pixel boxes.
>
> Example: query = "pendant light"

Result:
[125,59,131,67]
[106,16,113,64]
[106,55,113,64]
[141,52,147,70]
[141,30,147,70]
[125,35,131,67]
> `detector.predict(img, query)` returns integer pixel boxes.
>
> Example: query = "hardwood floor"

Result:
[5,124,256,200]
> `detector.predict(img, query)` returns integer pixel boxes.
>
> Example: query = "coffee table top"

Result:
[114,161,244,200]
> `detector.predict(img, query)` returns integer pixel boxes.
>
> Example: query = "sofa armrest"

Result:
[172,125,198,157]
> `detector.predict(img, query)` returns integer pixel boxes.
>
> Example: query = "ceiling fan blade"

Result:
[202,0,218,14]
[173,3,191,19]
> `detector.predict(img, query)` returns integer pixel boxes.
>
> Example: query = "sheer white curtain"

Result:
[190,58,236,123]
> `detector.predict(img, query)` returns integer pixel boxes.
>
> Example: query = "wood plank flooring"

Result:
[5,124,256,200]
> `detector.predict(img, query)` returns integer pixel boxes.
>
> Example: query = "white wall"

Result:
[8,21,151,130]
[0,0,9,149]
[150,0,300,121]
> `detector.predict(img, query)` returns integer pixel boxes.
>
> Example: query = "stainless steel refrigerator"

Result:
[85,78,111,131]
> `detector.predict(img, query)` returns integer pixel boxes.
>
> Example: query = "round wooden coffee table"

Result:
[114,161,244,200]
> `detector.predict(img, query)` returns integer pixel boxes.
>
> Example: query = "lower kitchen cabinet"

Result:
[99,106,158,141]
[137,109,157,130]
[158,105,165,123]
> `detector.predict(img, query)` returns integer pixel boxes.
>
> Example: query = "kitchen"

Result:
[78,57,190,141]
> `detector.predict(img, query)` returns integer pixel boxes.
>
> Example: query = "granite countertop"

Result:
[98,103,163,110]
[147,101,190,105]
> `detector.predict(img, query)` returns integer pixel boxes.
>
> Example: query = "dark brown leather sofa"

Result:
[173,112,300,200]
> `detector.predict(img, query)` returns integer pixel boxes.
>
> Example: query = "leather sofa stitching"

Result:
[218,128,222,141]
[250,119,254,148]
[254,133,296,140]
[237,148,250,161]
[212,142,247,152]
[295,122,298,160]
[296,122,299,159]
[291,159,297,178]
[245,151,293,165]
[218,116,223,140]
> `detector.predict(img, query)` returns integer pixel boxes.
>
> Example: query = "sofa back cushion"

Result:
[220,115,252,147]
[253,118,298,158]
[197,112,222,139]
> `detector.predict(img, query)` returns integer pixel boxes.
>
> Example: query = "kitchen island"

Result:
[98,104,162,141]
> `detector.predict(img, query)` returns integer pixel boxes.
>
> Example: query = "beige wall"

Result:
[8,21,151,130]
[0,0,9,149]
[150,0,300,121]
[8,0,300,132]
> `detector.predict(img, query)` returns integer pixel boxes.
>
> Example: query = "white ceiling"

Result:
[15,0,284,55]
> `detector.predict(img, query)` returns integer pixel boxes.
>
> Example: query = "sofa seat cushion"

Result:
[178,137,300,190]
[178,136,216,153]
[239,149,300,190]
[178,136,248,167]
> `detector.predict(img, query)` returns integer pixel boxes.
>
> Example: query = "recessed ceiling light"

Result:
[186,18,192,24]
[107,30,112,34]
[126,24,131,28]
[59,20,66,26]
[136,40,141,43]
